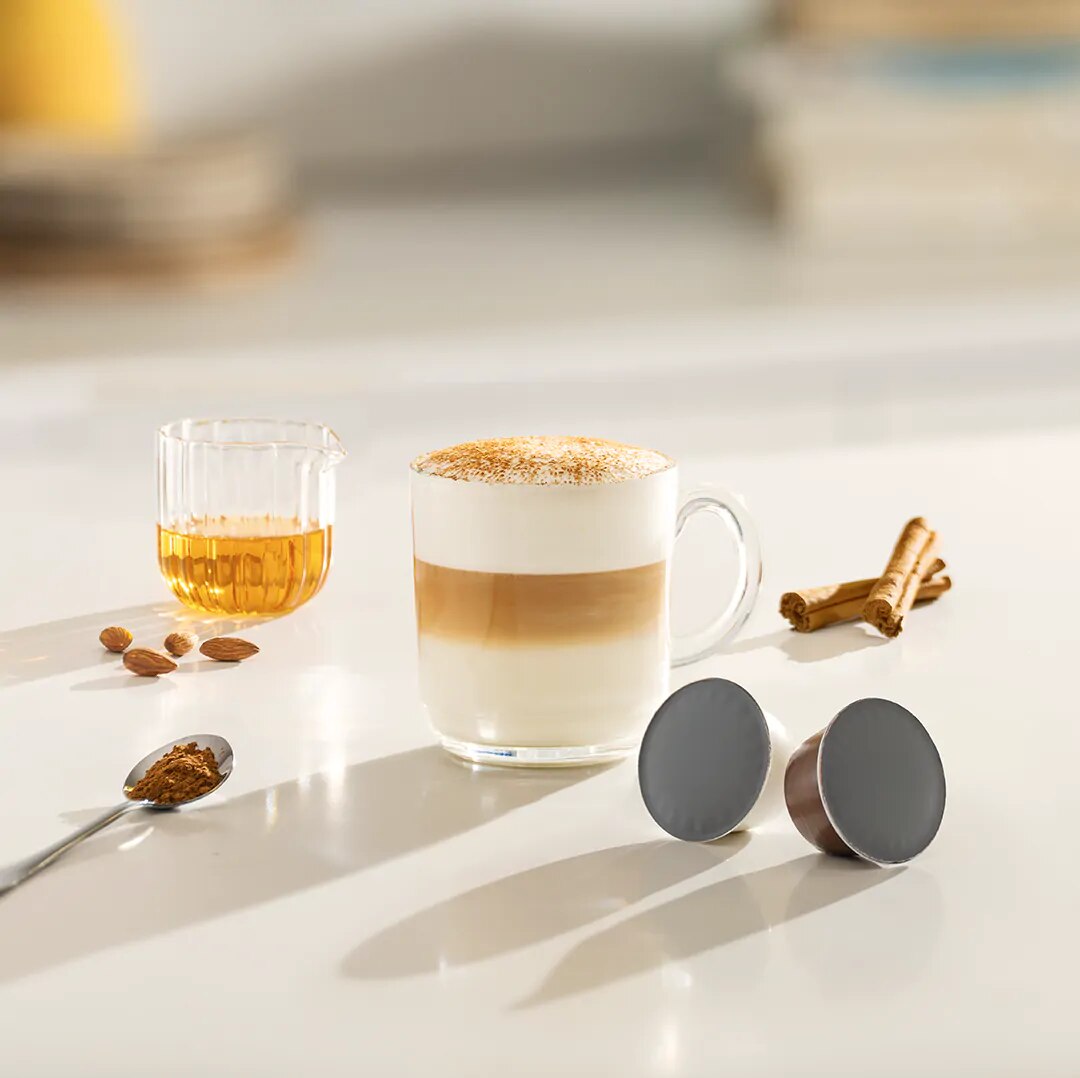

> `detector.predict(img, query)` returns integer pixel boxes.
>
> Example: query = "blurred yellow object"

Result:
[0,0,136,141]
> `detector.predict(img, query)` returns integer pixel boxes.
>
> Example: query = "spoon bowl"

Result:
[0,733,235,896]
[123,734,234,807]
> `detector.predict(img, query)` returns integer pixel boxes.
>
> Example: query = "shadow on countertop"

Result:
[0,746,599,984]
[725,623,887,664]
[517,855,904,1008]
[342,834,748,980]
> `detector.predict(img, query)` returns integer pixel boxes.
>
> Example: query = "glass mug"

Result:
[411,436,761,766]
[157,419,346,615]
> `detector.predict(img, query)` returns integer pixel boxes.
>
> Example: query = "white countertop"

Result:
[0,348,1077,1077]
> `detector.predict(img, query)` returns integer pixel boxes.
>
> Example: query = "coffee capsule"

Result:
[638,678,791,841]
[784,698,946,865]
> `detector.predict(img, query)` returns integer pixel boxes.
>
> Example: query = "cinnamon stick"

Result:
[781,577,878,632]
[863,517,941,638]
[781,563,949,633]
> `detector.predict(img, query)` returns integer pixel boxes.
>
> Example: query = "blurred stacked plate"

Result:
[0,135,297,281]
[727,3,1080,245]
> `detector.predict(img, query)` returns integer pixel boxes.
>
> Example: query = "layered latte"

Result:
[411,436,678,764]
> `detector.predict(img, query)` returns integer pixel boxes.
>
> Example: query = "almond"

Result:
[99,626,133,653]
[164,631,198,657]
[200,637,259,662]
[123,648,178,676]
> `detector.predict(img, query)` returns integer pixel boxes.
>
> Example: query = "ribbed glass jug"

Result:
[157,419,345,615]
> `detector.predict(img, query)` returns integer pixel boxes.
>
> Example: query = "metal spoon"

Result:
[0,734,233,896]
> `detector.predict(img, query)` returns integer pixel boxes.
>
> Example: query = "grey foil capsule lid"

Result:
[786,697,947,866]
[638,678,772,842]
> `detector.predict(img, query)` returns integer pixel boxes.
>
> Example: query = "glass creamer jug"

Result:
[157,419,346,615]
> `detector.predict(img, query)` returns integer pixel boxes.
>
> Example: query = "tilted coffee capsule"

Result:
[638,678,791,842]
[784,698,946,865]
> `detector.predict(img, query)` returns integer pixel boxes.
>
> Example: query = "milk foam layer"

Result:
[411,467,679,575]
[412,436,673,486]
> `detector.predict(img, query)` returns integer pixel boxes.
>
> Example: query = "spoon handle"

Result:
[0,801,143,896]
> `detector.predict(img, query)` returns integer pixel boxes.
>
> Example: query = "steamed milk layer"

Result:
[411,447,677,753]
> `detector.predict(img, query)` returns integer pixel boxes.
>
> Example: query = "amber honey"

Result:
[157,517,332,615]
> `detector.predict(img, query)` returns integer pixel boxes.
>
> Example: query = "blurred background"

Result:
[2,0,1080,453]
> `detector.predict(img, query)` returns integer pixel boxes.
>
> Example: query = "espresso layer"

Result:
[414,559,667,645]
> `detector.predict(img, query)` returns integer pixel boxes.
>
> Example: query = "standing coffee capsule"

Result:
[784,698,946,865]
[638,679,791,841]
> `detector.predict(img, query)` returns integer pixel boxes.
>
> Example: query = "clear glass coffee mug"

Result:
[411,442,761,766]
[158,419,346,615]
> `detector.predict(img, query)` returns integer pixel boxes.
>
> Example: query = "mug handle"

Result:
[670,485,761,667]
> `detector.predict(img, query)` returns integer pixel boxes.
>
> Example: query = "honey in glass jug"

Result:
[157,419,346,616]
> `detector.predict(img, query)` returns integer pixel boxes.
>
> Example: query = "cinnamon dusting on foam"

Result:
[411,436,673,486]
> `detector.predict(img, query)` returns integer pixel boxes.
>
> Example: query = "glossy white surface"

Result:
[0,351,1078,1076]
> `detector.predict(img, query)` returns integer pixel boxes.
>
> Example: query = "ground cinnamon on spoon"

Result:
[127,742,222,804]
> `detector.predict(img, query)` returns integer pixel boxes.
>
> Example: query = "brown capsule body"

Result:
[783,731,853,857]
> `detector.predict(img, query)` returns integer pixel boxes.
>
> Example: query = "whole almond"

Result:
[200,637,259,662]
[99,626,133,653]
[123,648,178,676]
[164,631,198,657]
